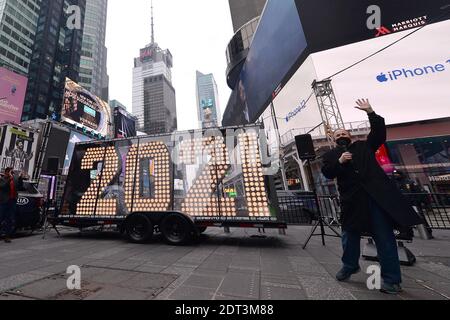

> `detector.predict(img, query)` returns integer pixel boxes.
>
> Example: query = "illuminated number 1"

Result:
[238,132,271,217]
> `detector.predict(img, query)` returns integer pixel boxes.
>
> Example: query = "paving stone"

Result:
[168,286,215,300]
[261,285,307,300]
[182,274,224,290]
[216,272,259,299]
[297,275,355,300]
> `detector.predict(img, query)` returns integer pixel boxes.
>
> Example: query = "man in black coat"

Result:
[322,99,423,294]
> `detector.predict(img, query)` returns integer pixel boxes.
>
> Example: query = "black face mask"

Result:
[336,137,352,148]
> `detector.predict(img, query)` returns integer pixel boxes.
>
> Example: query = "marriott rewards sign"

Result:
[0,67,28,125]
[269,20,450,137]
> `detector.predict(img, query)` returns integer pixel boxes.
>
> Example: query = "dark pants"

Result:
[0,199,16,237]
[341,197,402,285]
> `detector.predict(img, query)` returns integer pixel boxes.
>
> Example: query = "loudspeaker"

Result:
[47,157,60,175]
[295,134,316,160]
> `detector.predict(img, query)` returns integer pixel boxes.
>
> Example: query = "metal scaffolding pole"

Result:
[312,80,345,145]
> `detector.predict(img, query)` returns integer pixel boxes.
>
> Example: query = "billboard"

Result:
[270,19,450,138]
[114,107,137,139]
[0,67,28,125]
[61,78,112,137]
[63,131,92,175]
[224,0,308,125]
[223,0,449,127]
[0,124,38,177]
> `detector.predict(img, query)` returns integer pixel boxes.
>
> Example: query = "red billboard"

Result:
[0,67,28,125]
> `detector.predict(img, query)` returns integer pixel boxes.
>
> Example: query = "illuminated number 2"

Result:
[77,147,118,216]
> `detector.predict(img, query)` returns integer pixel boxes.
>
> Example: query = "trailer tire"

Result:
[126,214,154,243]
[160,214,192,245]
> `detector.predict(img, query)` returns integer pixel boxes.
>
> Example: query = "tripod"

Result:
[302,159,341,249]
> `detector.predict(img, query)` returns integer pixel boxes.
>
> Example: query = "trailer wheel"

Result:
[126,214,154,243]
[160,214,192,245]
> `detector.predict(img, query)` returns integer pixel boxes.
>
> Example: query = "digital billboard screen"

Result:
[229,0,308,125]
[0,67,28,125]
[223,0,450,127]
[61,78,112,137]
[114,107,137,139]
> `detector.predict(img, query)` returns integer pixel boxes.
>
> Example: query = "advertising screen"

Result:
[296,0,449,52]
[61,78,112,137]
[223,0,449,127]
[0,67,28,125]
[270,19,450,139]
[63,131,92,175]
[114,107,137,139]
[223,0,308,126]
[0,125,38,177]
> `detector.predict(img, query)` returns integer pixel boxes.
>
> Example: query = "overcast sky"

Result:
[106,0,234,131]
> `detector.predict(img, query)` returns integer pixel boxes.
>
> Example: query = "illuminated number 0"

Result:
[124,141,171,212]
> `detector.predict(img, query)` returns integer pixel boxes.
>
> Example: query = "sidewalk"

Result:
[0,226,449,300]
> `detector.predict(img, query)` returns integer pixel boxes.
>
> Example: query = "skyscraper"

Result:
[196,71,220,128]
[79,0,109,101]
[228,0,266,33]
[22,0,86,121]
[0,0,40,76]
[132,2,177,135]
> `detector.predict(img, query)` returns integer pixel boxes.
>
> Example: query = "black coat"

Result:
[321,112,424,233]
[0,175,24,204]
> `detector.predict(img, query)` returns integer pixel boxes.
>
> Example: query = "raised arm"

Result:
[355,99,386,152]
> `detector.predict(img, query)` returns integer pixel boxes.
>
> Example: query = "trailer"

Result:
[50,125,287,245]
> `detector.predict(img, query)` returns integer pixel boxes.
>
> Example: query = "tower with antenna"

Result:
[132,0,177,135]
[151,0,155,44]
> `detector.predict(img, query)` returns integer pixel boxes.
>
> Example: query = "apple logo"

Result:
[376,73,389,83]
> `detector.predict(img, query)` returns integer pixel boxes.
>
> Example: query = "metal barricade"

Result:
[404,193,450,230]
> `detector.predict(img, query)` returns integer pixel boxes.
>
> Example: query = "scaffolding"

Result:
[312,80,345,145]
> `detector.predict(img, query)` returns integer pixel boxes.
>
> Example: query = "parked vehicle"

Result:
[277,190,318,225]
[50,125,286,245]
[16,181,45,231]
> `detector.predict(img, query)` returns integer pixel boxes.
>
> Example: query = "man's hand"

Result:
[339,152,353,164]
[355,99,374,114]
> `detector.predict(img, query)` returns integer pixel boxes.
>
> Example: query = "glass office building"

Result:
[22,0,86,121]
[196,71,220,128]
[0,0,40,75]
[79,0,109,101]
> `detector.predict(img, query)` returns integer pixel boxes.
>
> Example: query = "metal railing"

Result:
[277,194,341,226]
[403,193,450,230]
[277,193,450,230]
[280,121,371,146]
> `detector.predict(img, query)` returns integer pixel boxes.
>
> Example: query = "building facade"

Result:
[226,0,265,89]
[228,0,266,33]
[0,0,41,76]
[132,43,176,135]
[79,0,108,101]
[22,0,86,121]
[196,71,220,128]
